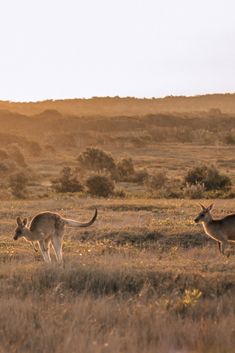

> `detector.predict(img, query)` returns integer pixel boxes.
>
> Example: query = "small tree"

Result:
[86,175,114,197]
[9,172,29,198]
[185,165,232,191]
[77,147,116,174]
[51,167,83,193]
[117,158,135,180]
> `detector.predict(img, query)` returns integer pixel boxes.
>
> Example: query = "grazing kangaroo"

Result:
[194,204,235,255]
[13,209,97,263]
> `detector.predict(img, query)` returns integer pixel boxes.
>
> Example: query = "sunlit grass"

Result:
[0,197,235,352]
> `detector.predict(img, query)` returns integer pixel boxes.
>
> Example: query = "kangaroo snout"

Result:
[13,235,18,241]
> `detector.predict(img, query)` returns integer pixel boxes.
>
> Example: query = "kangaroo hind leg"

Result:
[51,234,63,264]
[38,239,51,263]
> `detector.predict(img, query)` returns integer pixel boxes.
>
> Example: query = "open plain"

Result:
[0,96,235,352]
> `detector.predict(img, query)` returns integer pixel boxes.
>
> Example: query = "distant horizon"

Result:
[1,91,235,104]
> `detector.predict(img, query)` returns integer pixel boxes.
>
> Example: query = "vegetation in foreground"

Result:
[0,197,235,353]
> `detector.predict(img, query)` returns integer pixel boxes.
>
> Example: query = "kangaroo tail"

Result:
[62,208,97,228]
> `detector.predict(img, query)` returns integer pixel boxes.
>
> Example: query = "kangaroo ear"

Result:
[16,217,22,226]
[22,218,28,226]
[207,204,214,211]
[199,203,206,210]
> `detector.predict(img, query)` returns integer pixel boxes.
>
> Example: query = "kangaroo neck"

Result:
[203,213,213,224]
[23,228,34,241]
[202,217,214,233]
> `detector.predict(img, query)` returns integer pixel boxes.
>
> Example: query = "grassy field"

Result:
[1,98,235,352]
[0,196,235,353]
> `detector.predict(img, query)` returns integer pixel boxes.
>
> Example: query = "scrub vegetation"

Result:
[0,95,235,352]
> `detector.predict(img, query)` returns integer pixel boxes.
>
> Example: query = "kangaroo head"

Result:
[194,204,213,223]
[14,216,28,240]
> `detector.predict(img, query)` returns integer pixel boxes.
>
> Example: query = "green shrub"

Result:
[78,147,116,174]
[184,165,232,191]
[116,158,135,180]
[51,167,83,193]
[86,175,114,197]
[116,158,147,184]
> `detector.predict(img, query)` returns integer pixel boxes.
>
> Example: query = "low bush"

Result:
[86,175,114,197]
[78,147,116,174]
[116,158,135,180]
[184,165,232,191]
[51,167,84,193]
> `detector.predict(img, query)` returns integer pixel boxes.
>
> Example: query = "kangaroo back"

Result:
[29,212,61,232]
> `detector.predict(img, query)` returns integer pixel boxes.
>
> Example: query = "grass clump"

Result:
[182,182,205,199]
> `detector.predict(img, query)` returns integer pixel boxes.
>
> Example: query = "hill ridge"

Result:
[0,93,235,116]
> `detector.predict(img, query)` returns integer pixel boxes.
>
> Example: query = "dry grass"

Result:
[2,107,235,351]
[0,197,235,352]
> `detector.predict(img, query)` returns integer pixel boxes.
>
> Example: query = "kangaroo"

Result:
[13,209,97,263]
[194,204,235,255]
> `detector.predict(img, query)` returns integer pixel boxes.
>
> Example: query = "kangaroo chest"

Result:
[202,222,223,241]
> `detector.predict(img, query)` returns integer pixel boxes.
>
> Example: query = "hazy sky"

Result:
[0,0,234,101]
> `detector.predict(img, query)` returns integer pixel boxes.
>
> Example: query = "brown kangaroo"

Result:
[13,209,97,263]
[194,204,235,255]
